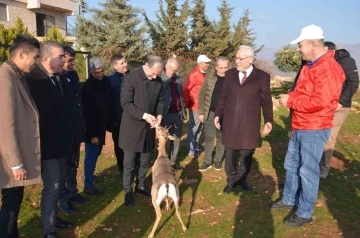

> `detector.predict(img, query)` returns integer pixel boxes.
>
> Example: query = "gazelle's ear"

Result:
[168,135,176,140]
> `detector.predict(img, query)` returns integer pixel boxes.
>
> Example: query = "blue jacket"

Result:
[109,71,127,122]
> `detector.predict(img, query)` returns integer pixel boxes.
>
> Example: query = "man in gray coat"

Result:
[119,56,164,206]
[160,58,187,170]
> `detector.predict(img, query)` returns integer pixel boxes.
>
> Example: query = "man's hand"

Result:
[156,115,163,126]
[336,103,343,111]
[198,115,204,123]
[91,137,99,145]
[279,94,290,107]
[262,122,272,135]
[214,116,221,129]
[12,167,27,180]
[145,114,157,127]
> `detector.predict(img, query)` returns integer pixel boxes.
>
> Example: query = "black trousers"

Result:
[123,150,150,194]
[112,121,124,172]
[0,186,24,238]
[224,146,254,185]
[60,143,81,206]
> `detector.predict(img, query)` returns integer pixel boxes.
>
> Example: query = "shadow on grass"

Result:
[179,155,202,229]
[19,164,122,238]
[262,116,291,188]
[86,170,154,238]
[320,149,360,237]
[232,158,276,237]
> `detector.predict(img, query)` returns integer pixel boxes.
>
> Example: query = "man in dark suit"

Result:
[119,56,164,206]
[214,45,273,194]
[160,58,187,170]
[108,54,129,174]
[59,46,88,215]
[26,41,83,238]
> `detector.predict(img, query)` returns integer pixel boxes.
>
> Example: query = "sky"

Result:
[74,0,360,49]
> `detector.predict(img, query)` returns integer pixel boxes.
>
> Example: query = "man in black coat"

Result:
[119,56,164,206]
[320,41,359,179]
[108,54,129,173]
[214,45,273,194]
[26,41,82,238]
[59,46,88,215]
[81,57,112,196]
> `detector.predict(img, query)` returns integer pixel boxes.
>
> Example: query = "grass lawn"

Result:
[2,86,360,238]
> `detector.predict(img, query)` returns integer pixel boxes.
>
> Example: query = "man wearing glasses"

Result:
[160,58,186,170]
[214,45,273,194]
[81,57,112,196]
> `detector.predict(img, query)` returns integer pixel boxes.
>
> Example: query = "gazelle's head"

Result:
[156,125,175,158]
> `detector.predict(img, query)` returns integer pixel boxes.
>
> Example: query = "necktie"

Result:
[50,75,59,89]
[50,75,64,97]
[241,71,247,85]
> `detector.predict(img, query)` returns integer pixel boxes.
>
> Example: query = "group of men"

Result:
[0,22,358,238]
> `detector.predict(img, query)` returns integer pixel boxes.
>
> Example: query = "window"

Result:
[0,3,7,21]
[36,13,55,36]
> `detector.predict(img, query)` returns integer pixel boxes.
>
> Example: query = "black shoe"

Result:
[214,161,222,170]
[223,183,236,194]
[135,185,151,196]
[55,217,73,229]
[172,163,184,170]
[284,214,313,227]
[199,163,212,171]
[60,201,77,215]
[84,186,104,196]
[270,201,295,210]
[238,182,253,191]
[94,175,104,183]
[44,232,59,238]
[125,192,134,207]
[195,145,204,151]
[70,193,89,204]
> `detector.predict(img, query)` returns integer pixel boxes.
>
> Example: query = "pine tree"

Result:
[44,26,67,44]
[144,0,190,55]
[75,51,87,82]
[0,17,30,64]
[76,0,149,61]
[212,0,233,57]
[189,0,215,55]
[274,44,302,72]
[229,10,264,58]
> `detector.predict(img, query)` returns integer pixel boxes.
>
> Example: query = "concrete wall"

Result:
[0,0,67,37]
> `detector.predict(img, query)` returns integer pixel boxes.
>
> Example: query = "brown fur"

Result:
[148,126,187,238]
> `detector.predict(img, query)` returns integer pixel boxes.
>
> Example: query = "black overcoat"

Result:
[215,66,273,150]
[26,64,82,160]
[119,67,164,152]
[81,75,112,145]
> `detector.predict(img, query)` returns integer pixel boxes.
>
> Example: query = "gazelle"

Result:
[148,125,187,238]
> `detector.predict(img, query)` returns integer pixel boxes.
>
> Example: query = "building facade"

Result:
[0,0,77,44]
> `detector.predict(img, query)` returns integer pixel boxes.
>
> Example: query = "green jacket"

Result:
[198,71,219,120]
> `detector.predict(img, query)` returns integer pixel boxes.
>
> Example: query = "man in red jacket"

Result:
[270,24,345,227]
[183,55,211,157]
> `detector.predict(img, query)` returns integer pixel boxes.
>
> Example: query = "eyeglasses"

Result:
[234,56,253,61]
[93,69,104,74]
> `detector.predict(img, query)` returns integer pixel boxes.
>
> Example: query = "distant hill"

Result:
[256,43,360,76]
